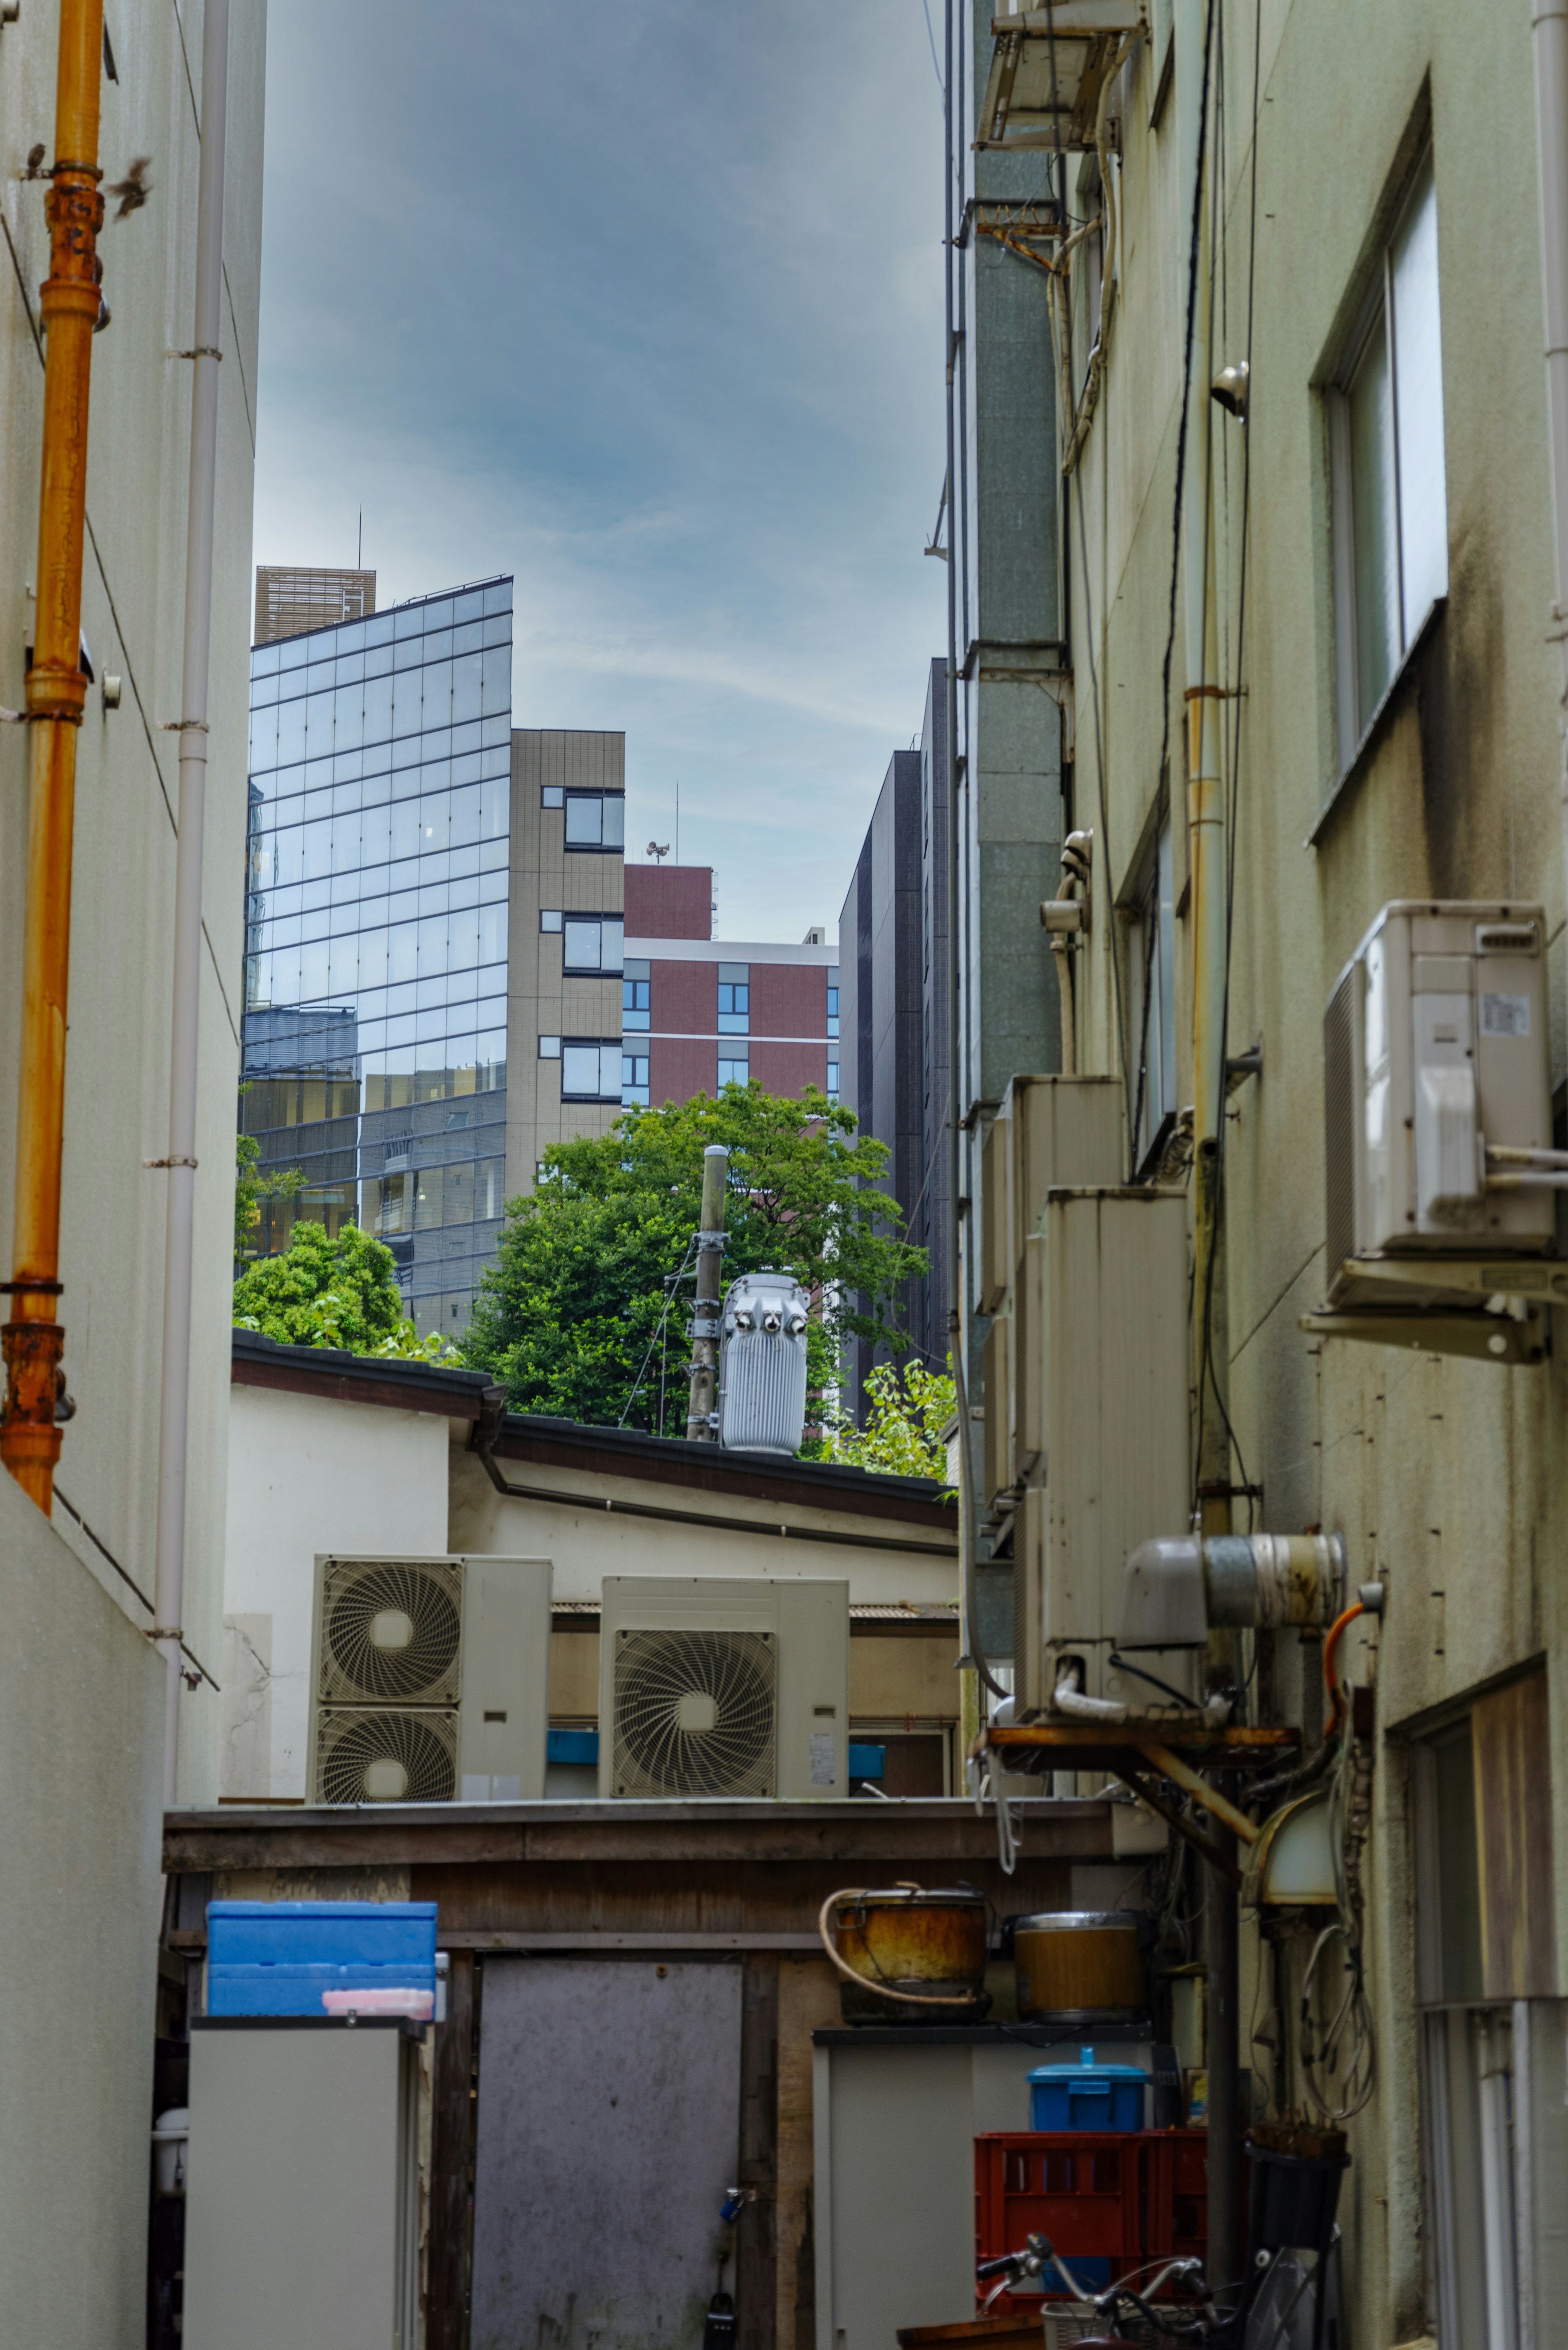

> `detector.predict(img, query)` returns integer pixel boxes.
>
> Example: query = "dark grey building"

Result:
[837,662,952,1415]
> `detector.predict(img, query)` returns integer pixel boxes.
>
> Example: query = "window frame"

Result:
[562,790,626,853]
[717,1054,750,1090]
[559,1037,624,1102]
[1328,143,1448,776]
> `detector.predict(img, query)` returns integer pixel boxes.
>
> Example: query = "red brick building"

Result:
[621,864,839,1109]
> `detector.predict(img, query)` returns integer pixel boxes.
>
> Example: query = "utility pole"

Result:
[685,1144,729,1441]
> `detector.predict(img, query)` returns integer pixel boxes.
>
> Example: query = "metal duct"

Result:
[1119,1533,1346,1650]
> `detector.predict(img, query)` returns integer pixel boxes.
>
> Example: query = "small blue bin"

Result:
[206,1900,438,2018]
[1027,2047,1149,2131]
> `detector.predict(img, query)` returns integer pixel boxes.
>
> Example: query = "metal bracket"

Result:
[145,1156,198,1169]
[1339,1254,1568,1303]
[695,1231,727,1248]
[1301,1303,1547,1365]
[688,1316,720,1340]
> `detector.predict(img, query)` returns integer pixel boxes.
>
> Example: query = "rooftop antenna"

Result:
[675,779,680,865]
[357,508,362,568]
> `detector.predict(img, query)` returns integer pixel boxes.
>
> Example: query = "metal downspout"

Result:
[154,0,231,1804]
[1532,0,1568,1053]
[1175,0,1239,2305]
[0,0,107,1509]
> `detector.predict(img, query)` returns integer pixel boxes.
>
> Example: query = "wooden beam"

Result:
[428,1949,476,2350]
[736,1953,781,2350]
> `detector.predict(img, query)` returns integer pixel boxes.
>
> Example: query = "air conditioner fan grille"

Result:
[319,1558,463,1705]
[314,1707,458,1805]
[612,1627,776,1799]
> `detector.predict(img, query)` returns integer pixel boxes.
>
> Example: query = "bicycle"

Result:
[976,2234,1223,2343]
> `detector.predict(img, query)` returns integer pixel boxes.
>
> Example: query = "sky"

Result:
[251,0,949,945]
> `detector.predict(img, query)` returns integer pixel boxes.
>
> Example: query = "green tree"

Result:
[461,1083,927,1433]
[234,1129,306,1265]
[232,1220,410,1352]
[825,1356,956,1483]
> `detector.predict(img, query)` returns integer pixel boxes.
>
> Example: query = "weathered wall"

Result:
[449,1445,959,1606]
[1054,0,1568,2338]
[0,1462,166,2341]
[222,1383,451,1795]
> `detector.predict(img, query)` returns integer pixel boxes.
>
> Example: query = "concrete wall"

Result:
[1044,2,1568,2338]
[505,729,626,1197]
[0,1453,167,2342]
[0,3,264,2332]
[1,0,265,1806]
[448,1445,959,1607]
[221,1385,451,1797]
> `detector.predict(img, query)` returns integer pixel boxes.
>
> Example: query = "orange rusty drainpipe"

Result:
[1,0,106,1512]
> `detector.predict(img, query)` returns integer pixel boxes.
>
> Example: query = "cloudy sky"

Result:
[252,0,949,944]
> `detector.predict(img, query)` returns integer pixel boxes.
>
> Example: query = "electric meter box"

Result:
[1323,903,1554,1303]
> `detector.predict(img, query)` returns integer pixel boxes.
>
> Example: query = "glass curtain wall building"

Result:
[242,577,514,1335]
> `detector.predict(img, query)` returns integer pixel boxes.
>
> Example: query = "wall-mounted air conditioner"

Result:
[1013,1188,1197,1717]
[980,1075,1124,1316]
[1324,903,1555,1304]
[598,1575,849,1801]
[307,1554,552,1804]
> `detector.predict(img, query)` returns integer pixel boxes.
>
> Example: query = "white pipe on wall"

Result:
[154,0,231,1808]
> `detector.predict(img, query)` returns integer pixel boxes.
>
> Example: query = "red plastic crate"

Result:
[1146,2132,1209,2258]
[974,2132,1209,2313]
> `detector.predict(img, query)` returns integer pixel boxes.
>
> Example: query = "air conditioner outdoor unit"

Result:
[1323,902,1555,1305]
[598,1575,849,1801]
[1013,1188,1198,1718]
[307,1554,552,1805]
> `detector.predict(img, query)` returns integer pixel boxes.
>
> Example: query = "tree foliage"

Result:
[234,1129,306,1264]
[825,1357,956,1483]
[232,1219,427,1354]
[461,1083,927,1432]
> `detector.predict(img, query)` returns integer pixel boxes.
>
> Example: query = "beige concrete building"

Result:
[961,0,1568,2337]
[0,0,265,2337]
[506,728,628,1188]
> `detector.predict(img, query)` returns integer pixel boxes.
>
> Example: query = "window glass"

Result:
[1348,310,1399,735]
[623,967,650,1028]
[622,1053,650,1108]
[563,918,602,970]
[827,1058,840,1100]
[1390,156,1448,637]
[565,794,603,846]
[602,794,625,849]
[541,909,563,932]
[539,1035,561,1058]
[718,965,750,1034]
[1333,147,1447,763]
[718,1056,750,1088]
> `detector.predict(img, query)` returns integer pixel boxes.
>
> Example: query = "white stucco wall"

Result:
[222,1385,452,1796]
[0,1469,165,2343]
[447,1447,960,1605]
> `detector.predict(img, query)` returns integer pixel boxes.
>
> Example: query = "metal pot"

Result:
[822,1884,992,2026]
[1011,1911,1148,2028]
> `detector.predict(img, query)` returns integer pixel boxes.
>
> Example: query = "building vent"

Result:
[611,1628,777,1799]
[317,1558,464,1707]
[314,1707,459,1806]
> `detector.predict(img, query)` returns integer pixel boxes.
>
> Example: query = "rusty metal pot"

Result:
[820,1883,991,2026]
[1012,1911,1149,2028]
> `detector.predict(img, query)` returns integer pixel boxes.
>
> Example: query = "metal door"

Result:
[470,1957,744,2350]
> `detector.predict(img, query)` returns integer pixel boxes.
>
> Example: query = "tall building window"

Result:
[561,916,624,975]
[560,1039,623,1101]
[243,576,513,1339]
[1127,816,1175,1168]
[621,1052,650,1107]
[717,1055,750,1089]
[826,1058,840,1101]
[563,791,625,850]
[1330,146,1446,764]
[717,963,750,1034]
[826,966,839,1039]
[623,959,650,1030]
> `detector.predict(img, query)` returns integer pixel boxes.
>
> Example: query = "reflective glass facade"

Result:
[242,577,514,1335]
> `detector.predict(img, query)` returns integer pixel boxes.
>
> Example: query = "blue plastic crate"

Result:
[1028,2049,1149,2132]
[207,1900,437,2018]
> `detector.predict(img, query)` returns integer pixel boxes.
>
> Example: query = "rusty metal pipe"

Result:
[2,0,106,1510]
